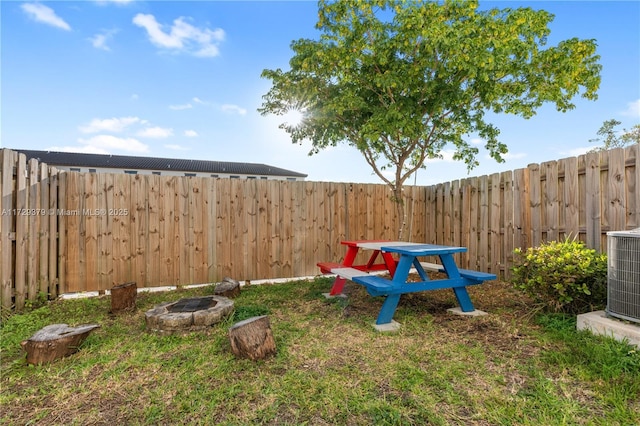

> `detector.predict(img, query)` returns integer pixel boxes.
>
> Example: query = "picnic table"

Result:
[318,241,496,327]
[317,240,414,296]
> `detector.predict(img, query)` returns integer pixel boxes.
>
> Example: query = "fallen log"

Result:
[214,277,241,298]
[228,315,276,360]
[20,323,100,365]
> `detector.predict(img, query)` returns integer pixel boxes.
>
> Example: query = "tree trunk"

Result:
[214,277,241,298]
[228,315,276,360]
[110,281,137,313]
[392,184,406,240]
[20,323,100,365]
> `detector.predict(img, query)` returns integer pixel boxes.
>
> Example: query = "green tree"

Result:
[589,119,640,152]
[259,0,601,239]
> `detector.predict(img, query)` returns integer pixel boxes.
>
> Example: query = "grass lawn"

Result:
[1,276,639,425]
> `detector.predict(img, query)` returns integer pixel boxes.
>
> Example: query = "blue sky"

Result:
[2,0,639,185]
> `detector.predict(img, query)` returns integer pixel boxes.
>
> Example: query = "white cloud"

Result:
[193,97,209,105]
[621,99,640,118]
[221,104,247,115]
[132,14,225,57]
[169,103,193,110]
[79,116,141,133]
[165,144,190,151]
[501,152,527,160]
[130,94,139,100]
[78,135,149,153]
[184,130,198,137]
[137,126,174,139]
[21,3,71,31]
[89,29,118,51]
[470,137,484,145]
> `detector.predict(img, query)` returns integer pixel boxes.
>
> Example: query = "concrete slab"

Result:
[577,310,640,348]
[373,320,401,332]
[322,292,347,299]
[447,307,488,317]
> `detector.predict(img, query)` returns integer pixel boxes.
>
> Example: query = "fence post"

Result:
[1,150,15,311]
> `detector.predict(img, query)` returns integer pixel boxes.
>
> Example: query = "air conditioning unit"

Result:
[607,229,640,323]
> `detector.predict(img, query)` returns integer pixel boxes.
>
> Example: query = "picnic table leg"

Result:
[328,277,347,296]
[328,245,360,296]
[382,252,397,276]
[452,287,475,312]
[365,250,381,270]
[375,294,401,325]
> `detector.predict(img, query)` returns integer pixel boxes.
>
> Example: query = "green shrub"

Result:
[511,238,607,314]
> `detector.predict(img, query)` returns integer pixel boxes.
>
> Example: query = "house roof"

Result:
[13,149,308,178]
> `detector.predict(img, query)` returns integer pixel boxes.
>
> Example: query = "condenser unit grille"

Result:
[607,231,640,324]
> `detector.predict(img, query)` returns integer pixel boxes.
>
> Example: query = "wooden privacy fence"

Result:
[1,145,639,311]
[424,145,640,277]
[1,150,61,311]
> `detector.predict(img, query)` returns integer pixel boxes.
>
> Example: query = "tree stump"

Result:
[214,277,241,298]
[20,323,100,365]
[111,281,137,313]
[228,315,276,360]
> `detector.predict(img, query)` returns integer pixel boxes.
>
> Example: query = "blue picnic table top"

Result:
[379,244,467,256]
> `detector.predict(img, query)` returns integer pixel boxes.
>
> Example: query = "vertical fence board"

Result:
[467,177,479,269]
[501,172,514,279]
[83,172,98,291]
[585,152,602,250]
[562,157,580,239]
[38,163,50,297]
[160,176,175,285]
[242,179,256,280]
[459,180,471,269]
[282,181,294,278]
[303,181,317,267]
[256,180,270,280]
[292,180,305,277]
[130,174,147,287]
[102,173,115,289]
[57,172,67,294]
[607,148,626,233]
[513,168,529,250]
[176,176,190,285]
[364,183,374,240]
[374,184,386,239]
[528,164,542,247]
[14,155,27,309]
[416,186,428,243]
[450,181,461,264]
[113,174,130,286]
[64,172,81,292]
[270,180,282,277]
[489,173,501,275]
[0,150,14,310]
[206,179,216,282]
[48,169,59,298]
[425,186,436,244]
[443,182,452,249]
[27,159,39,301]
[434,184,444,245]
[477,176,489,271]
[543,161,559,242]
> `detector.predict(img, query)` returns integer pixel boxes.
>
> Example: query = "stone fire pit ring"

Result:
[145,295,234,335]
